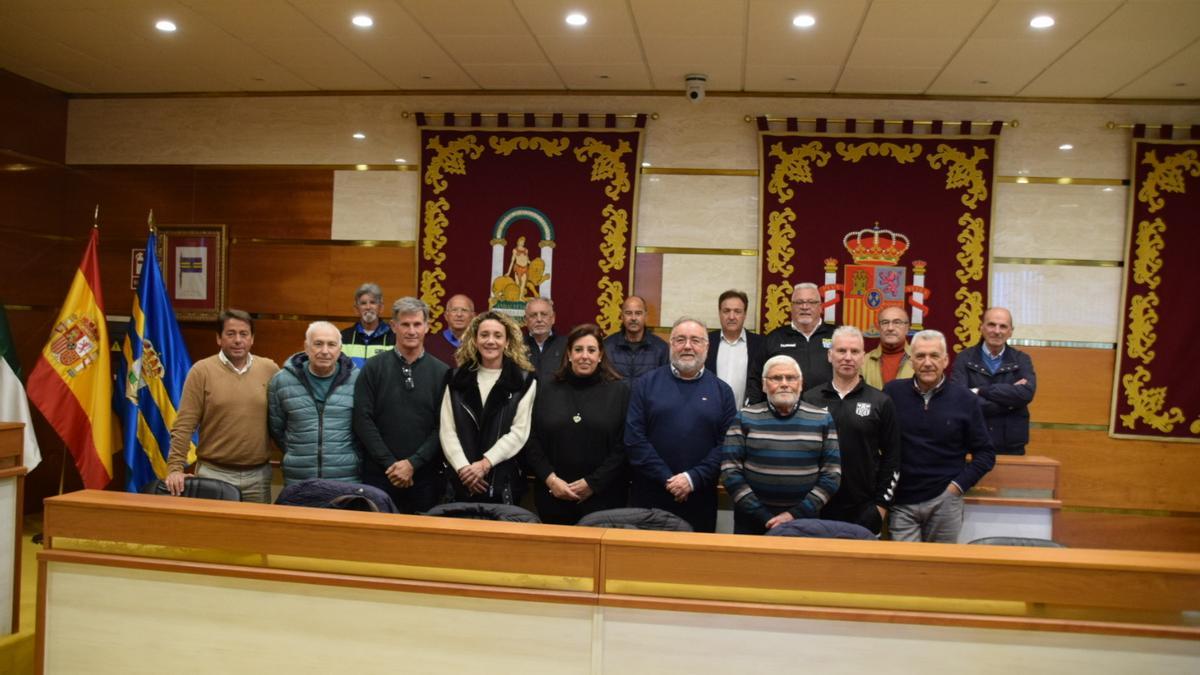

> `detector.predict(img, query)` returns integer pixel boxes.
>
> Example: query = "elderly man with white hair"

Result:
[721,354,840,535]
[883,329,995,543]
[269,320,361,486]
[625,317,737,532]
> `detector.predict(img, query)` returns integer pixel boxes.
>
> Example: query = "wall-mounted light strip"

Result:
[993,256,1122,267]
[1008,338,1115,349]
[996,176,1127,185]
[636,246,757,256]
[641,167,758,176]
[231,238,414,247]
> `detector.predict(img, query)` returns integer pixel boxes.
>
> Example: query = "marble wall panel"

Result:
[635,174,758,249]
[659,254,758,331]
[991,263,1122,344]
[991,183,1128,261]
[331,169,418,241]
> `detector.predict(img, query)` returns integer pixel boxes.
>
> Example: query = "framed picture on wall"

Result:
[157,224,227,321]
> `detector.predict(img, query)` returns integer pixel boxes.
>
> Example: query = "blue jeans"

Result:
[888,489,964,543]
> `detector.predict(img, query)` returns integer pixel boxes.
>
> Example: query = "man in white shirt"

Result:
[704,289,767,406]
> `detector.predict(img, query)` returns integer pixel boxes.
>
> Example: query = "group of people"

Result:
[164,280,1036,544]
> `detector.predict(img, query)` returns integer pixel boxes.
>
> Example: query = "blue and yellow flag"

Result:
[115,231,194,491]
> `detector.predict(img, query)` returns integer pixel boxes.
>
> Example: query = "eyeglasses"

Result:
[765,374,801,384]
[670,336,708,347]
[879,319,909,327]
[792,300,821,306]
[446,307,472,314]
[401,365,414,391]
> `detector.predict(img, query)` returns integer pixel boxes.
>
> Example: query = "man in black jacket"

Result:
[705,289,767,407]
[950,307,1036,455]
[352,297,448,513]
[764,282,834,390]
[523,297,566,378]
[802,325,900,535]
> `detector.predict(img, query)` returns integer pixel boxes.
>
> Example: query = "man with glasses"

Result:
[426,293,475,366]
[353,297,449,513]
[764,282,835,390]
[626,318,736,532]
[863,306,914,389]
[722,355,840,535]
[523,297,566,378]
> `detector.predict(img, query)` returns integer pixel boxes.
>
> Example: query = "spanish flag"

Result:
[27,228,114,489]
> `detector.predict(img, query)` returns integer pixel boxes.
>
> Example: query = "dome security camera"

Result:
[685,74,707,103]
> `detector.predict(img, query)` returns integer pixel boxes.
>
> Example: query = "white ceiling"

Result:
[0,0,1197,99]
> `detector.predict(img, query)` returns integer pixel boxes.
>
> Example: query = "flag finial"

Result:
[147,209,155,233]
[92,205,100,229]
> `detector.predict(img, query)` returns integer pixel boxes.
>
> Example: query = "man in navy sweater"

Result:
[626,318,737,532]
[884,329,995,543]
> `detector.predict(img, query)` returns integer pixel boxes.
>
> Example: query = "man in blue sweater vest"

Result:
[884,329,995,543]
[626,318,737,532]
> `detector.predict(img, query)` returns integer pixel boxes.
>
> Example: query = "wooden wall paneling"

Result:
[1055,510,1200,553]
[65,167,197,234]
[326,245,417,313]
[193,169,333,240]
[1031,428,1200,512]
[1024,346,1114,426]
[0,165,66,231]
[0,70,67,163]
[633,252,663,327]
[228,243,332,316]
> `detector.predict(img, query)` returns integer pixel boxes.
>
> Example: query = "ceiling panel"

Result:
[1020,0,1200,97]
[0,0,1196,99]
[927,0,1124,96]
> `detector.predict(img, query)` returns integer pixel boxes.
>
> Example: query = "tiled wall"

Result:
[66,94,1200,340]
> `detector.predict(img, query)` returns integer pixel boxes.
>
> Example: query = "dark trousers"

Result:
[361,463,440,514]
[534,484,627,525]
[630,479,717,533]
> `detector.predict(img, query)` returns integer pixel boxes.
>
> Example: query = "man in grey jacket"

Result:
[268,321,361,487]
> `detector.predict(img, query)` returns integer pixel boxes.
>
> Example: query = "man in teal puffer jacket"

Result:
[269,321,361,486]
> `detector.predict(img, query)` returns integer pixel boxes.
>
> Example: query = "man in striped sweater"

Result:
[721,354,841,535]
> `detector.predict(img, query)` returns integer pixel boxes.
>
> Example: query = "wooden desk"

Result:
[35,491,1200,674]
[963,455,1061,543]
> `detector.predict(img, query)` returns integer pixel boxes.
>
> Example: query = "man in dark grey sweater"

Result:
[353,297,449,513]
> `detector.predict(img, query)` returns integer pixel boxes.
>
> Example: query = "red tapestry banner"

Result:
[1111,139,1200,443]
[418,126,642,334]
[758,130,997,353]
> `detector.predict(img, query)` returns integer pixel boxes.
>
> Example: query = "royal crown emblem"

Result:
[818,224,931,337]
[49,313,102,378]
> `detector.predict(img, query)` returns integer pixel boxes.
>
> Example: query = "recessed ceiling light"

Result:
[352,132,366,140]
[352,14,374,28]
[1102,187,1114,192]
[793,14,816,28]
[394,158,407,164]
[155,19,177,32]
[1058,144,1073,151]
[1030,15,1054,29]
[641,162,651,167]
[566,13,588,27]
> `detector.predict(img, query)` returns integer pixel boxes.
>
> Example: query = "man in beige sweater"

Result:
[165,309,280,502]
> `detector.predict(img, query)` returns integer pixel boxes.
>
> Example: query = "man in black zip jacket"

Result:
[764,282,834,390]
[802,325,900,535]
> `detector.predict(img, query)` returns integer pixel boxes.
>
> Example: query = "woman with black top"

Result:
[439,310,536,504]
[524,323,630,524]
